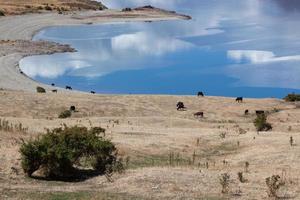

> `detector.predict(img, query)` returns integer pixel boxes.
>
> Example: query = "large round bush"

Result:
[20,126,122,179]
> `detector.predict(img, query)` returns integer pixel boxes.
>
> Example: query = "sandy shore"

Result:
[0,8,190,92]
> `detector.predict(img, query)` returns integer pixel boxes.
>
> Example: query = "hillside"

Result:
[0,90,300,199]
[0,0,107,15]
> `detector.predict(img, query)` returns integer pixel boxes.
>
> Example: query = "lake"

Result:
[20,0,300,98]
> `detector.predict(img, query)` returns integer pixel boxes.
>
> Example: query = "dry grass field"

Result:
[0,0,107,15]
[0,1,299,199]
[0,90,300,199]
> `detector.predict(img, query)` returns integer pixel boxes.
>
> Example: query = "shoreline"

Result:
[0,8,190,92]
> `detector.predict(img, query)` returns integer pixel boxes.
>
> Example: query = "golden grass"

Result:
[0,90,300,199]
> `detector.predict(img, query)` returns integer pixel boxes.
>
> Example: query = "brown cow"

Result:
[194,112,204,118]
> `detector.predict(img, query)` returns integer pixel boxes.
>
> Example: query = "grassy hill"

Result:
[0,0,107,15]
[0,90,300,199]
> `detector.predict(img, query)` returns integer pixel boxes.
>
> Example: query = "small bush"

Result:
[245,161,250,173]
[219,173,230,194]
[20,126,122,179]
[59,110,72,119]
[0,10,5,16]
[219,132,226,139]
[44,5,53,11]
[238,128,247,135]
[266,175,285,198]
[290,136,294,146]
[36,86,46,93]
[284,93,300,102]
[254,114,272,131]
[238,172,247,183]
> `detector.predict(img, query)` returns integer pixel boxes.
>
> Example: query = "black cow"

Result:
[177,102,186,111]
[244,109,249,115]
[52,89,57,93]
[91,91,96,94]
[197,92,204,97]
[256,110,265,115]
[236,97,243,103]
[70,106,76,112]
[66,86,72,90]
[194,112,204,118]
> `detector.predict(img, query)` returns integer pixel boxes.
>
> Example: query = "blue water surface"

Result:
[20,0,300,98]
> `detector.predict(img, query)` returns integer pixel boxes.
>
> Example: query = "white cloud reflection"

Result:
[20,0,300,90]
[227,61,300,89]
[227,50,275,63]
[226,50,300,89]
[111,32,192,56]
[22,31,192,78]
[20,55,92,78]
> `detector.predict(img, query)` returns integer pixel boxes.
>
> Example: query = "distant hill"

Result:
[0,0,107,15]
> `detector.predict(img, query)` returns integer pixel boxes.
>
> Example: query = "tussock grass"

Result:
[0,118,28,133]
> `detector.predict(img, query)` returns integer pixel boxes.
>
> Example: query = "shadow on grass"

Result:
[30,168,104,182]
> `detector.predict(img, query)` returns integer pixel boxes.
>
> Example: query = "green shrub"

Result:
[254,114,272,131]
[59,110,72,119]
[36,86,46,93]
[284,93,300,102]
[20,126,122,179]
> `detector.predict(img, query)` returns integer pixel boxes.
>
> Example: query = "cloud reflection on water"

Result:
[20,0,300,96]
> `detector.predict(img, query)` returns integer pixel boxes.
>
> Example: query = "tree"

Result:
[20,126,122,179]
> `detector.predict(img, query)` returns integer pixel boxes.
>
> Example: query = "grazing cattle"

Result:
[244,109,249,115]
[122,7,132,12]
[194,112,204,118]
[51,83,55,86]
[256,110,265,115]
[70,106,76,112]
[177,102,186,111]
[91,91,96,94]
[66,86,72,90]
[236,97,243,103]
[197,92,204,97]
[52,89,57,93]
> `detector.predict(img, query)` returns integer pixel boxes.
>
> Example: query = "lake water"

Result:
[20,0,300,98]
